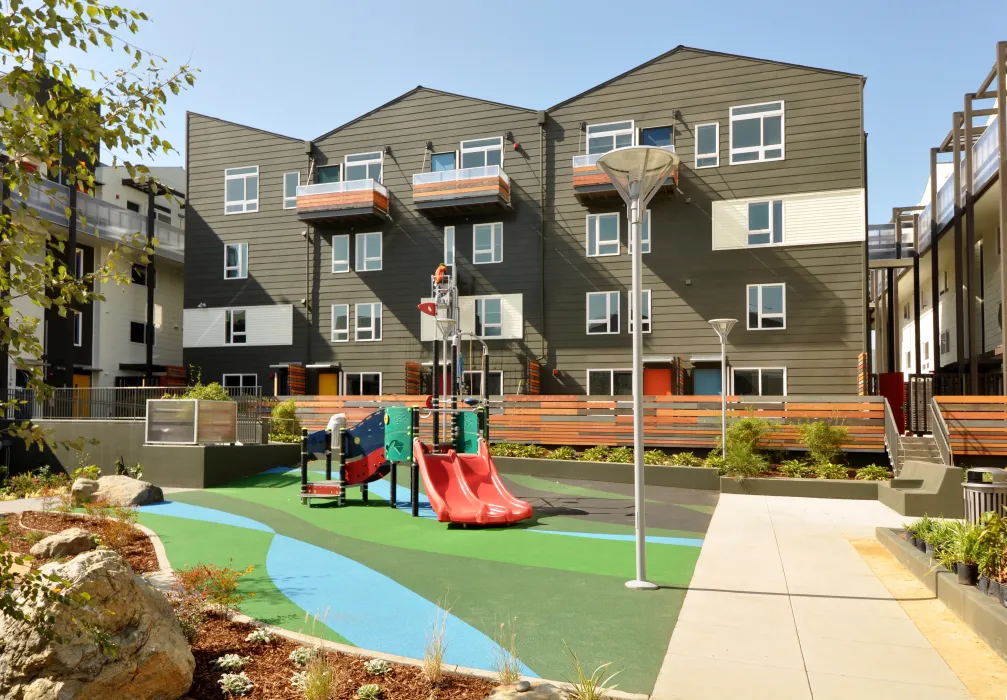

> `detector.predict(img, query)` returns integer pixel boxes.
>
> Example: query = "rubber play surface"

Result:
[138,468,717,693]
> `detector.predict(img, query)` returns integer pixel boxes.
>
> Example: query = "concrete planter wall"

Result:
[141,444,300,488]
[720,476,879,500]
[494,456,718,491]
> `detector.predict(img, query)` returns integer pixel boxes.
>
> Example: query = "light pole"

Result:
[597,146,679,591]
[709,319,737,459]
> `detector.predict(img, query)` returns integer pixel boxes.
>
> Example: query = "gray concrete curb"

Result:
[720,476,879,499]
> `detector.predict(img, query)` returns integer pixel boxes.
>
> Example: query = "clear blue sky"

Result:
[66,0,1005,222]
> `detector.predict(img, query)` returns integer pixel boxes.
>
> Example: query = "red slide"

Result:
[413,438,533,525]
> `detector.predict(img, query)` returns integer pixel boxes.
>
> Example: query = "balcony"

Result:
[411,165,511,216]
[296,179,390,224]
[572,147,679,201]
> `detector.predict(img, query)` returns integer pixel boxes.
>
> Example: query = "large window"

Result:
[224,166,258,214]
[586,291,620,335]
[332,234,350,273]
[431,152,457,171]
[331,304,349,343]
[730,102,784,164]
[475,297,503,338]
[587,369,632,395]
[640,126,672,149]
[444,226,455,267]
[129,321,145,344]
[733,368,786,396]
[463,370,503,396]
[317,164,341,183]
[628,210,651,255]
[73,311,82,347]
[344,372,381,395]
[473,222,503,264]
[283,171,300,209]
[587,121,634,155]
[695,122,719,168]
[225,309,246,344]
[747,200,783,246]
[460,137,503,169]
[586,213,619,257]
[222,374,257,391]
[747,283,786,330]
[345,152,382,182]
[224,242,248,279]
[355,232,382,272]
[355,303,382,341]
[628,289,652,334]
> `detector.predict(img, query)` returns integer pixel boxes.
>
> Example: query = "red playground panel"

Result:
[301,480,342,505]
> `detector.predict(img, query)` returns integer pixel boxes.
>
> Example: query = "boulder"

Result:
[0,549,194,700]
[93,475,163,507]
[28,528,95,559]
[485,683,564,700]
[70,479,99,504]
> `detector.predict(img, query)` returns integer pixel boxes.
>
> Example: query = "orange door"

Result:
[643,368,672,396]
[72,373,91,417]
[317,372,339,395]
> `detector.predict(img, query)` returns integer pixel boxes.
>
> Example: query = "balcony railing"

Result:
[572,145,678,199]
[295,179,390,222]
[867,223,915,263]
[411,165,511,214]
[974,115,1000,192]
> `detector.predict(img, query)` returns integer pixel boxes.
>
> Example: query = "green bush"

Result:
[797,420,848,465]
[579,445,611,463]
[179,381,232,402]
[513,444,549,458]
[667,451,703,467]
[702,452,726,472]
[269,399,302,444]
[545,446,577,461]
[643,449,667,465]
[8,472,40,498]
[607,446,634,464]
[489,442,520,457]
[814,462,849,480]
[855,465,892,481]
[722,450,769,478]
[952,521,984,565]
[779,459,815,478]
[914,514,937,544]
[716,413,774,478]
[977,511,1007,579]
[71,466,100,481]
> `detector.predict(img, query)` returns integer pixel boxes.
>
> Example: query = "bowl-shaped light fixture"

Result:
[596,146,680,206]
[708,318,737,342]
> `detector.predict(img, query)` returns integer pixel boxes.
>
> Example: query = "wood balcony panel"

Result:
[572,164,680,201]
[412,172,511,217]
[296,187,389,224]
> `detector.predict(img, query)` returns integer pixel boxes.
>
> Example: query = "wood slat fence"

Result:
[934,396,1007,456]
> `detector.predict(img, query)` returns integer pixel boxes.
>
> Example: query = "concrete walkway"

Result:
[653,494,975,700]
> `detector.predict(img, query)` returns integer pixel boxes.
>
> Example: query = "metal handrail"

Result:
[411,165,509,186]
[882,396,902,476]
[929,396,953,466]
[573,145,676,169]
[296,178,388,198]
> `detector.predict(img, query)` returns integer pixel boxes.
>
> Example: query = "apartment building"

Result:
[184,46,868,397]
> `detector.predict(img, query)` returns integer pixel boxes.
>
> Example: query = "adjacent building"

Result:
[184,46,868,397]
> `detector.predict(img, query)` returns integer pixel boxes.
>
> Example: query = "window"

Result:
[222,374,257,391]
[75,249,83,279]
[332,234,350,273]
[129,321,145,344]
[331,304,349,343]
[343,372,382,396]
[586,291,620,334]
[130,264,147,286]
[475,298,503,338]
[733,368,786,396]
[126,200,141,213]
[905,351,911,369]
[355,303,382,341]
[283,171,300,209]
[628,289,652,334]
[317,165,341,183]
[587,369,632,395]
[586,213,619,257]
[444,226,455,267]
[747,283,785,330]
[923,342,930,362]
[464,370,503,396]
[695,122,719,168]
[224,243,248,280]
[355,232,382,272]
[747,200,783,246]
[941,330,950,354]
[903,303,910,321]
[156,211,171,224]
[940,270,948,295]
[345,152,382,182]
[730,102,784,164]
[224,166,259,214]
[431,152,457,171]
[640,126,672,148]
[73,311,82,347]
[628,210,651,255]
[473,222,503,264]
[460,137,503,169]
[587,121,634,155]
[225,309,246,344]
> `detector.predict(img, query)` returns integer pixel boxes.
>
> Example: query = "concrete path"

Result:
[653,494,975,700]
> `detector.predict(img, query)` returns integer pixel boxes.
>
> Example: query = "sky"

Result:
[54,0,1005,222]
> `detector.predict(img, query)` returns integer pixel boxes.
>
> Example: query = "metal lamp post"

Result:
[708,319,737,459]
[597,146,679,591]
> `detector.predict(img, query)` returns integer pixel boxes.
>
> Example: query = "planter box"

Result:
[492,456,721,491]
[720,476,879,500]
[145,399,237,445]
[141,443,300,488]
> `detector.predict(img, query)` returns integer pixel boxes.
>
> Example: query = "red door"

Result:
[878,372,905,434]
[644,368,673,396]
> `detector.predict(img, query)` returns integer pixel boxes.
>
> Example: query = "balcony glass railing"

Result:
[412,165,509,187]
[296,178,388,198]
[867,223,915,262]
[974,115,1000,192]
[572,144,676,169]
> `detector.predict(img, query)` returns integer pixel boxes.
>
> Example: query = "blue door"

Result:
[693,368,722,396]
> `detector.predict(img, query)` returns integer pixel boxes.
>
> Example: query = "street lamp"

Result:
[597,146,679,591]
[708,319,737,460]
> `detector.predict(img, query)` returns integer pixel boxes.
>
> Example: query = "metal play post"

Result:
[411,406,420,517]
[338,421,347,507]
[299,427,308,492]
[324,428,332,481]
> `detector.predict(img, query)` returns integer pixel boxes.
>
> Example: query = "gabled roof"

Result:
[547,45,865,111]
[312,86,536,143]
[187,111,304,143]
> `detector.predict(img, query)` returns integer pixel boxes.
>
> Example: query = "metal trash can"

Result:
[962,467,1007,524]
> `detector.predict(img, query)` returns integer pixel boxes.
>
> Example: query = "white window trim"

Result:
[747,200,784,247]
[341,371,383,395]
[585,368,632,396]
[586,291,620,335]
[283,171,300,209]
[747,283,787,331]
[731,367,787,396]
[444,226,455,267]
[355,302,382,342]
[586,120,635,154]
[729,101,785,165]
[222,373,258,390]
[355,232,383,272]
[331,304,349,343]
[460,136,504,168]
[628,289,652,334]
[695,122,720,168]
[628,210,651,255]
[73,311,82,347]
[225,308,247,345]
[462,370,504,395]
[639,125,674,149]
[129,320,150,345]
[475,297,503,338]
[344,152,383,183]
[224,165,259,215]
[332,234,350,273]
[431,151,458,171]
[473,222,503,265]
[586,213,620,258]
[223,242,248,280]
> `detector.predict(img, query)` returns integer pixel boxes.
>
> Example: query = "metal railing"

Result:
[974,115,1000,192]
[572,144,676,169]
[883,396,902,476]
[296,178,389,198]
[411,165,510,187]
[867,222,915,262]
[929,396,952,466]
[905,374,932,434]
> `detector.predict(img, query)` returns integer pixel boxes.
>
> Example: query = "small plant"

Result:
[607,446,634,464]
[667,451,703,467]
[423,599,450,685]
[855,465,892,481]
[643,449,667,465]
[180,380,233,402]
[218,671,254,697]
[564,643,619,700]
[22,530,46,546]
[8,472,40,499]
[702,452,726,472]
[513,444,549,458]
[289,646,318,668]
[71,465,101,481]
[175,561,255,614]
[213,654,250,672]
[779,459,815,478]
[491,616,522,684]
[302,656,336,700]
[112,457,143,480]
[952,521,984,566]
[245,628,273,644]
[269,398,303,443]
[716,412,774,478]
[914,514,937,544]
[797,420,848,465]
[489,442,520,457]
[977,511,1007,579]
[364,658,391,676]
[290,671,308,692]
[814,462,849,480]
[167,586,207,644]
[579,445,611,463]
[358,683,382,700]
[545,446,577,460]
[102,505,139,552]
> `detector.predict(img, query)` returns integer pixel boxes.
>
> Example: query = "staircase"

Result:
[896,434,943,473]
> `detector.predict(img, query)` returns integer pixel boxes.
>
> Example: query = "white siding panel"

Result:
[500,294,524,339]
[182,308,225,347]
[711,201,749,250]
[420,294,523,340]
[183,304,293,347]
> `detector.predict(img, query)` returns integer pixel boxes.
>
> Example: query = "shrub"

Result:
[358,684,382,700]
[702,452,726,472]
[289,646,318,668]
[491,617,522,685]
[113,457,143,480]
[489,442,520,457]
[564,643,619,700]
[545,446,577,461]
[218,671,254,696]
[8,472,40,499]
[797,420,848,465]
[245,628,273,644]
[175,562,255,614]
[814,462,849,480]
[952,521,984,565]
[167,586,206,644]
[855,465,892,481]
[269,399,302,443]
[364,658,391,676]
[71,465,101,481]
[423,600,450,685]
[779,459,815,479]
[718,413,774,478]
[607,447,634,464]
[667,452,703,467]
[914,515,937,544]
[643,449,667,465]
[290,671,308,692]
[722,451,769,479]
[513,444,548,458]
[102,506,139,553]
[978,511,1007,579]
[180,381,232,402]
[303,656,336,700]
[22,530,45,546]
[579,446,611,463]
[213,654,250,672]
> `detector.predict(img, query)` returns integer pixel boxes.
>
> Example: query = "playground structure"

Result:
[299,265,533,525]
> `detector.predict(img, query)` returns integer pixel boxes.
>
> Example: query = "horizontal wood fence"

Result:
[287,395,886,453]
[934,396,1007,456]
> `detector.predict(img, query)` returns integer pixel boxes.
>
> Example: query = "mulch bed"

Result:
[0,511,159,574]
[188,615,495,700]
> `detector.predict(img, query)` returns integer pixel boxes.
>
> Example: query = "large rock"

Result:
[70,479,99,504]
[29,528,95,559]
[0,549,194,699]
[93,475,163,507]
[485,682,564,700]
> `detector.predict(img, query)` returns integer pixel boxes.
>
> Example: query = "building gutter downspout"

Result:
[304,140,314,379]
[538,110,547,362]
